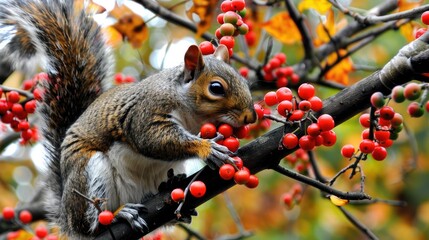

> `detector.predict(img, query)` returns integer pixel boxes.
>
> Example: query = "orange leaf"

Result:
[186,0,217,36]
[400,22,420,42]
[330,195,349,206]
[324,49,353,85]
[109,4,148,48]
[262,12,301,45]
[102,26,123,47]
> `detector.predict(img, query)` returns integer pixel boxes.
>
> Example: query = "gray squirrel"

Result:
[0,0,256,238]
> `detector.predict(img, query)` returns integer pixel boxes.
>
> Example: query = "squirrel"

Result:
[0,0,256,238]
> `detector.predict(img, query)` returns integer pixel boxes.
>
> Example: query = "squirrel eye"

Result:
[209,81,225,96]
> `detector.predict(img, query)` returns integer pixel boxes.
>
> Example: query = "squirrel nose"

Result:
[241,108,257,125]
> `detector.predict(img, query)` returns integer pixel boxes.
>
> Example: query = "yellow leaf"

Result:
[262,12,301,45]
[400,22,420,43]
[330,195,349,206]
[315,9,335,45]
[102,26,123,47]
[298,0,332,14]
[398,0,423,12]
[186,0,217,36]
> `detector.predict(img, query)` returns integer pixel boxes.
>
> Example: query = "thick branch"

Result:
[94,31,429,240]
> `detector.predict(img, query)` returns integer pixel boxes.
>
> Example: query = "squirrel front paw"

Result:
[114,203,148,232]
[206,141,235,169]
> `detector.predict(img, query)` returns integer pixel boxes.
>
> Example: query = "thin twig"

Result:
[176,223,206,240]
[272,165,371,200]
[337,206,379,240]
[223,192,253,238]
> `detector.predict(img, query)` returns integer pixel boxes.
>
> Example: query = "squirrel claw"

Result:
[115,203,149,232]
[206,142,234,169]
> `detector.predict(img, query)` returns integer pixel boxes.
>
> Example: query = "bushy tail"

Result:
[0,0,113,220]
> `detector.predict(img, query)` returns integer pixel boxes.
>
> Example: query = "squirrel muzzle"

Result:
[239,108,257,125]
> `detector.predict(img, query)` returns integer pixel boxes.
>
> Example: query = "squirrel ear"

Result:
[184,45,205,82]
[214,44,230,64]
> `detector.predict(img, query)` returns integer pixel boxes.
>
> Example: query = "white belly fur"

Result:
[85,141,185,228]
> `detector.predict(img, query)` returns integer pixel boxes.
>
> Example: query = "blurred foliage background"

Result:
[1,0,429,239]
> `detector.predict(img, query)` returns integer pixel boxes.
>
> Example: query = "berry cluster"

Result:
[0,72,46,144]
[415,11,429,38]
[283,148,311,173]
[114,73,136,85]
[390,83,429,117]
[171,181,207,202]
[282,183,303,209]
[199,0,249,56]
[257,83,333,151]
[262,53,300,87]
[2,207,58,240]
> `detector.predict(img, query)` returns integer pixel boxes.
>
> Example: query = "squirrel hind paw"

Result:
[115,203,149,233]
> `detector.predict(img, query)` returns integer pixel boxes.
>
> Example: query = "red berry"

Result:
[290,73,300,84]
[219,164,236,180]
[276,87,293,102]
[422,11,429,25]
[392,86,405,103]
[361,128,370,139]
[123,75,136,83]
[234,169,250,184]
[239,67,249,78]
[374,130,390,142]
[415,28,427,38]
[98,210,114,225]
[11,103,24,115]
[289,110,304,121]
[298,100,311,111]
[7,231,19,240]
[21,129,33,141]
[215,28,222,39]
[264,91,278,106]
[276,77,288,88]
[7,91,20,103]
[200,123,217,139]
[282,193,294,208]
[25,100,37,113]
[18,121,30,131]
[1,111,14,124]
[220,36,235,49]
[254,103,264,119]
[223,11,239,25]
[379,139,393,148]
[372,146,387,161]
[223,137,240,152]
[277,100,293,117]
[320,130,336,147]
[269,58,281,69]
[232,156,243,169]
[171,188,185,202]
[217,13,225,24]
[359,113,370,128]
[0,100,9,114]
[282,133,298,149]
[309,96,323,112]
[317,114,335,131]
[299,135,315,151]
[275,53,287,64]
[404,83,422,100]
[370,92,385,108]
[245,175,259,188]
[35,225,48,238]
[189,181,206,198]
[426,100,429,112]
[19,210,32,224]
[297,83,315,100]
[2,207,15,220]
[341,144,355,158]
[221,0,233,12]
[359,139,375,153]
[220,23,235,36]
[234,125,249,139]
[231,0,245,11]
[218,123,233,138]
[379,106,395,120]
[199,41,215,55]
[22,80,34,90]
[306,123,321,137]
[245,31,256,46]
[407,102,424,117]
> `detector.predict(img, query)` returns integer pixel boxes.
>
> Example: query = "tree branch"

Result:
[94,31,429,240]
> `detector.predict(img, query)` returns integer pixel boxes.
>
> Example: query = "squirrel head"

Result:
[183,44,256,127]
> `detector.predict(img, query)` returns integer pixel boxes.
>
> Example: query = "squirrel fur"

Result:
[0,0,256,238]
